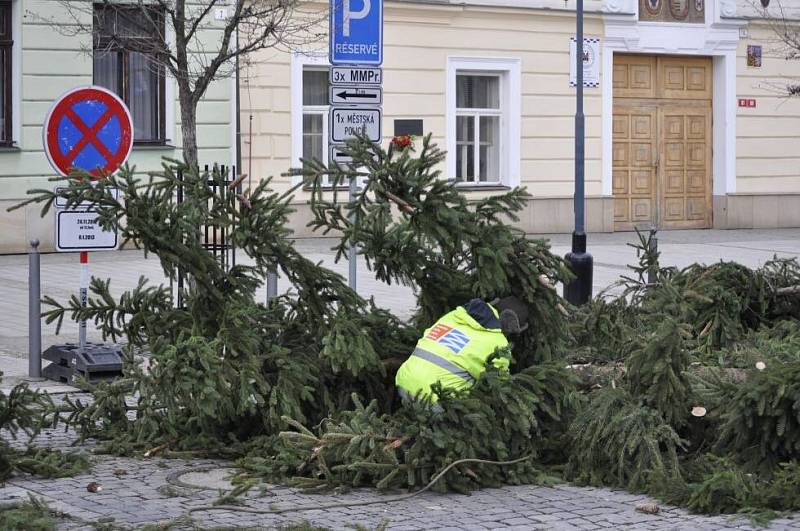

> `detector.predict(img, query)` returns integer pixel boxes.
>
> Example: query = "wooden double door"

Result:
[612,54,713,230]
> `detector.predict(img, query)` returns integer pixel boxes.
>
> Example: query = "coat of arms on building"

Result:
[645,0,662,14]
[670,0,689,19]
[640,0,703,22]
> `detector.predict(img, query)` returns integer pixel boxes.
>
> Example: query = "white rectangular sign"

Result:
[329,86,382,105]
[330,145,353,164]
[56,210,118,252]
[329,146,379,165]
[329,107,382,143]
[330,67,383,86]
[569,37,601,88]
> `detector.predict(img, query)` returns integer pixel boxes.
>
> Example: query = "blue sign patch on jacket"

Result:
[426,325,471,354]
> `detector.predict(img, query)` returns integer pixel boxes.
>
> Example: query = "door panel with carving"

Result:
[659,107,712,228]
[612,54,712,230]
[613,106,657,230]
[659,56,713,101]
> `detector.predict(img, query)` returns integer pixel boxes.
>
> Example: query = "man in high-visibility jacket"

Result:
[395,297,530,404]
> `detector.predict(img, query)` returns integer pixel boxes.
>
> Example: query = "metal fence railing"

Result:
[175,164,242,307]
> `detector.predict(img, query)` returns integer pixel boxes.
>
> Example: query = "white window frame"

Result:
[163,22,176,147]
[291,52,330,186]
[446,57,521,188]
[455,74,503,184]
[9,0,20,147]
[300,70,329,166]
[92,5,172,146]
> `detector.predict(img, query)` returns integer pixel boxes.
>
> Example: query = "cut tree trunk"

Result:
[776,285,800,296]
[566,363,751,389]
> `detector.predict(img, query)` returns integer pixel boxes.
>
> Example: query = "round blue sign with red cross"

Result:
[43,86,133,177]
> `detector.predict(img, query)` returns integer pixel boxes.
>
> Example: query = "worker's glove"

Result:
[500,309,528,335]
[491,357,510,372]
[493,296,530,336]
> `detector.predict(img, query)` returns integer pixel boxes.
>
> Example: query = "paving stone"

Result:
[537,524,581,531]
[501,517,535,526]
[529,514,567,523]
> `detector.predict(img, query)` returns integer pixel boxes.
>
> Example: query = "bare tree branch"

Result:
[746,0,800,97]
[29,0,326,167]
[185,0,219,43]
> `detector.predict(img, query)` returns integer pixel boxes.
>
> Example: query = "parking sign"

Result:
[330,0,383,65]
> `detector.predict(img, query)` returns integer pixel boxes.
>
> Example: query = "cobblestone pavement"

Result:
[1,403,798,531]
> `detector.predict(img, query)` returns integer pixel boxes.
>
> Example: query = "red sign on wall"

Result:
[738,98,757,108]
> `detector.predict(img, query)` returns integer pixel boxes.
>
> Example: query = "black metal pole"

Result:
[235,28,242,177]
[575,1,584,237]
[564,0,594,305]
[177,168,184,308]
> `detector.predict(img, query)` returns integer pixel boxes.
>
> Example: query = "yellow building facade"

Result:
[242,0,800,236]
[0,0,798,254]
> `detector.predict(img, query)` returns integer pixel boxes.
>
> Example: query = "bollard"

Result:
[266,269,278,301]
[28,239,42,379]
[564,232,593,305]
[78,251,88,354]
[647,231,658,286]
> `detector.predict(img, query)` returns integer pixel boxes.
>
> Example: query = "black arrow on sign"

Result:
[336,90,378,100]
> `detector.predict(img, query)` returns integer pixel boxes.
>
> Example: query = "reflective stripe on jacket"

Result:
[395,300,508,403]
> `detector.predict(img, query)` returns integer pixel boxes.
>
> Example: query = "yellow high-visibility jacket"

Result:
[395,300,508,403]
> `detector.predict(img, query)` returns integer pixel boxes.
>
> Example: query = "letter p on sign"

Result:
[330,0,382,65]
[343,0,370,37]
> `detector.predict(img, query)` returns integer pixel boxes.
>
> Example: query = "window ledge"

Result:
[0,145,20,153]
[454,183,512,192]
[133,143,176,151]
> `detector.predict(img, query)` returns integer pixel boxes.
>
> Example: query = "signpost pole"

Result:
[329,0,384,292]
[79,251,88,353]
[39,86,132,384]
[348,177,357,290]
[564,0,594,305]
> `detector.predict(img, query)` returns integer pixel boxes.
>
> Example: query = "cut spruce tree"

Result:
[11,135,800,519]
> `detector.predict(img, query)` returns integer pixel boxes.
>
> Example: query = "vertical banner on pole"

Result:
[569,37,600,88]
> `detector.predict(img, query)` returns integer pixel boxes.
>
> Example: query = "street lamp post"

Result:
[564,0,594,305]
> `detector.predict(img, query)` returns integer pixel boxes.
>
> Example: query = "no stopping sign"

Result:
[43,86,133,177]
